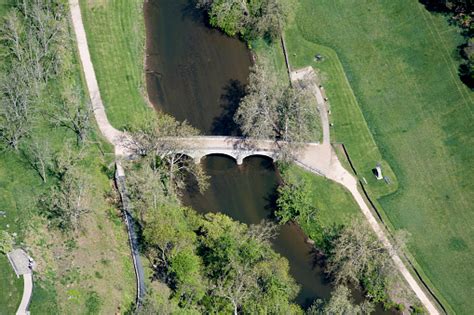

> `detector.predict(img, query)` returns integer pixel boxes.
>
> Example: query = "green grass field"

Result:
[0,2,136,313]
[281,164,363,242]
[285,0,474,313]
[79,0,150,130]
[0,3,28,314]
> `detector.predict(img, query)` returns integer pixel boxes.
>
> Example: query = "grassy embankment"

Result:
[251,38,365,238]
[79,0,150,129]
[0,2,135,314]
[280,0,473,313]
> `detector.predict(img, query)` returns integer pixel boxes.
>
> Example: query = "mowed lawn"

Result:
[291,0,473,313]
[282,165,363,243]
[79,0,149,129]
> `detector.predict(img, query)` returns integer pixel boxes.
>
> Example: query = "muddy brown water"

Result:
[145,0,251,135]
[145,0,392,311]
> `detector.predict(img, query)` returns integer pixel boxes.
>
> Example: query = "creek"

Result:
[145,0,388,310]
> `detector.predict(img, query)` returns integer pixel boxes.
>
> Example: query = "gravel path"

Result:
[69,0,145,307]
[292,68,440,315]
[16,274,33,315]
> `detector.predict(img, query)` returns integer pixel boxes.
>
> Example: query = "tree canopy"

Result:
[234,60,320,144]
[142,208,301,314]
[196,0,287,41]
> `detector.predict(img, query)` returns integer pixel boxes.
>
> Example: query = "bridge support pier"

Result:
[194,156,202,164]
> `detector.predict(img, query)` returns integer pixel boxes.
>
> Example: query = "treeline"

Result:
[0,0,95,236]
[123,115,301,314]
[276,167,422,313]
[420,0,474,87]
[196,0,287,41]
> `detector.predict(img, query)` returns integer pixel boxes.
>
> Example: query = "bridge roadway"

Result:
[174,136,329,169]
[69,2,440,311]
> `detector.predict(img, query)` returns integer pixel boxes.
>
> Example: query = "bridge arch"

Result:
[191,152,276,165]
[240,153,276,165]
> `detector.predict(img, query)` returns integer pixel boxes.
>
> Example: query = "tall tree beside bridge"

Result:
[234,60,320,145]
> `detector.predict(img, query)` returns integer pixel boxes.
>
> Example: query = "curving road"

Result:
[69,0,440,313]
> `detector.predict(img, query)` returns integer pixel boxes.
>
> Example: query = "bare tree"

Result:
[234,59,319,144]
[123,114,209,195]
[247,219,278,244]
[0,66,33,150]
[327,220,394,284]
[48,88,92,145]
[0,0,69,150]
[213,261,256,315]
[126,162,171,223]
[0,10,24,62]
[234,60,282,140]
[21,137,52,183]
[52,141,85,180]
[19,0,68,82]
[40,168,91,232]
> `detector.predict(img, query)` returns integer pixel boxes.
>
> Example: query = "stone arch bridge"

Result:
[176,136,307,165]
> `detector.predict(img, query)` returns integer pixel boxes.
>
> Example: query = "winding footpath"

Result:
[16,274,33,315]
[69,0,439,313]
[69,0,145,307]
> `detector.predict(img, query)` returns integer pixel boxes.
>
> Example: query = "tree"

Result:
[48,88,92,145]
[420,0,473,88]
[143,205,198,282]
[307,285,374,315]
[0,230,15,254]
[169,249,206,308]
[197,213,300,314]
[197,0,287,41]
[21,137,52,183]
[140,204,300,313]
[234,60,319,144]
[123,114,209,195]
[276,175,318,224]
[326,219,396,303]
[39,168,91,232]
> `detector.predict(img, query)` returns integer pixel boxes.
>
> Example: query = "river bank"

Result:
[143,0,372,310]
